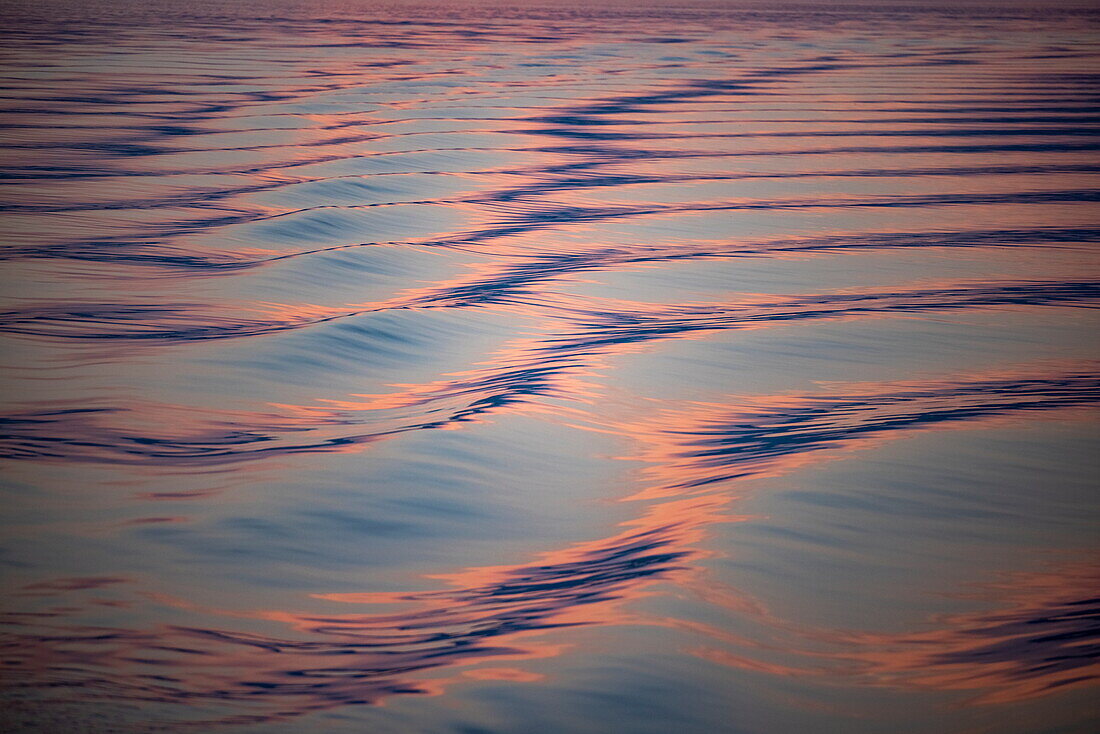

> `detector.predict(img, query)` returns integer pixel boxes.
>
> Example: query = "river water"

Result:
[1,1,1098,732]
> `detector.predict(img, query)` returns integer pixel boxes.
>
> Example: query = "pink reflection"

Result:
[691,562,1100,705]
[2,363,1095,725]
[2,7,1098,730]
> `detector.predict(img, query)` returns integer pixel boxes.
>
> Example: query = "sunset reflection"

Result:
[1,1,1098,732]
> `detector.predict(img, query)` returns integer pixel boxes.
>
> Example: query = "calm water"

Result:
[1,1,1098,732]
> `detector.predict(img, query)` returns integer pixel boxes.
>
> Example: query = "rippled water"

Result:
[1,1,1098,732]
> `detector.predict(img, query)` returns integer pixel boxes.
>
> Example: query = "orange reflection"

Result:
[692,562,1100,705]
[2,363,1095,725]
[3,10,1099,730]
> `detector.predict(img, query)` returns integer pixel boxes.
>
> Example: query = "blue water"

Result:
[0,1,1098,732]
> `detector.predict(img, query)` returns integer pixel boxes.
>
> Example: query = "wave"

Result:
[1,3,1097,728]
[1,366,1095,725]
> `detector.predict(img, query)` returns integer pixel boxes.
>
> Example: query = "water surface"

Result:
[1,1,1098,732]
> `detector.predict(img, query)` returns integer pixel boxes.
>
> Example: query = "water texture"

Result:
[0,1,1098,732]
